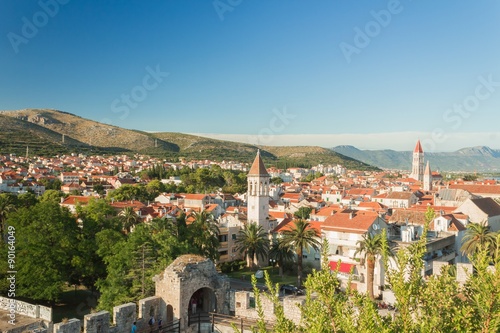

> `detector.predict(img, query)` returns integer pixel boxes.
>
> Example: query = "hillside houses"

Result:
[3,140,500,294]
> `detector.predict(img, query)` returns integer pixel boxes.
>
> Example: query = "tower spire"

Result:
[248,149,269,176]
[414,139,423,153]
[423,161,432,191]
[410,139,424,181]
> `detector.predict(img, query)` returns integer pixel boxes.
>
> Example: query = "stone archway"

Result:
[188,287,217,315]
[153,254,230,330]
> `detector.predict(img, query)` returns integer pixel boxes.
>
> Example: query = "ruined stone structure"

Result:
[2,254,231,333]
[154,254,231,329]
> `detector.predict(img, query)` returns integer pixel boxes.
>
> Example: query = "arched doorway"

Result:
[166,304,173,323]
[188,287,217,315]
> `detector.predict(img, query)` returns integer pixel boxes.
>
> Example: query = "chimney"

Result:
[349,211,354,219]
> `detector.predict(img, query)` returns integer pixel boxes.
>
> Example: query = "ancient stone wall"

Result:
[456,262,473,284]
[54,318,81,333]
[84,311,110,333]
[432,260,450,275]
[0,297,52,321]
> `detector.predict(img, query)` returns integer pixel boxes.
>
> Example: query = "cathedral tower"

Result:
[423,161,432,192]
[410,140,424,182]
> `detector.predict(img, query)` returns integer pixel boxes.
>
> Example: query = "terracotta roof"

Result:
[204,204,219,212]
[183,194,209,200]
[357,201,388,210]
[61,196,91,206]
[110,200,146,209]
[448,184,500,195]
[385,192,414,200]
[389,209,426,225]
[322,211,379,234]
[273,218,320,234]
[313,205,340,217]
[248,150,269,177]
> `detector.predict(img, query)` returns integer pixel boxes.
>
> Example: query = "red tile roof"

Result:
[448,184,500,195]
[61,196,91,206]
[248,150,269,177]
[322,211,379,234]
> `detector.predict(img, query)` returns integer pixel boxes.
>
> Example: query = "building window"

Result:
[302,254,308,259]
[232,234,237,240]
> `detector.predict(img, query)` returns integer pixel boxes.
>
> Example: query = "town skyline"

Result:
[2,1,500,152]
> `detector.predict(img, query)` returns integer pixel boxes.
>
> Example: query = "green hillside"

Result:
[0,109,379,170]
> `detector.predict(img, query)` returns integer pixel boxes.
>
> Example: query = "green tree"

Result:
[187,211,220,261]
[7,202,79,302]
[235,223,270,269]
[294,206,313,220]
[269,239,295,277]
[93,183,105,195]
[145,179,164,200]
[278,219,320,287]
[354,232,384,300]
[0,194,16,239]
[119,206,141,234]
[17,192,38,208]
[73,198,119,289]
[242,226,500,333]
[40,189,64,204]
[96,223,189,312]
[461,221,497,259]
[270,176,283,185]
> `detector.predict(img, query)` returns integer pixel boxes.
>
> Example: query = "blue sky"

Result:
[1,0,500,151]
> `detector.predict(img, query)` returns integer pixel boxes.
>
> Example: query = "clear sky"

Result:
[1,1,500,151]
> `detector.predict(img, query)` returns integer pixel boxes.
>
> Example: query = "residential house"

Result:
[60,172,80,184]
[373,191,419,208]
[321,210,388,295]
[453,197,500,232]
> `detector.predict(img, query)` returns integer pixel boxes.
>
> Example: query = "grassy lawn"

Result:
[225,266,298,286]
[52,286,99,323]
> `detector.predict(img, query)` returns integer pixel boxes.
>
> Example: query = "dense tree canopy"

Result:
[5,201,79,302]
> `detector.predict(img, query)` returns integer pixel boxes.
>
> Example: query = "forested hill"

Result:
[0,109,378,170]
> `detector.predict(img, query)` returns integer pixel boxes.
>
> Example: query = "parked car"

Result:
[279,285,304,296]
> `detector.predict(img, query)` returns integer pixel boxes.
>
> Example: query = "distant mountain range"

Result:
[0,109,377,171]
[332,145,500,172]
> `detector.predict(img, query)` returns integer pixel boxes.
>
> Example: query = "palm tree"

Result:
[269,239,295,277]
[188,211,220,261]
[460,221,497,259]
[235,222,270,269]
[354,232,384,300]
[0,194,16,239]
[279,219,320,288]
[120,206,141,233]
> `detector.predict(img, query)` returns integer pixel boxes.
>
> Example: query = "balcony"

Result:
[219,242,228,250]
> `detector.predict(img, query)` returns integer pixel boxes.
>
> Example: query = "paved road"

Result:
[228,277,268,291]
